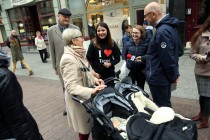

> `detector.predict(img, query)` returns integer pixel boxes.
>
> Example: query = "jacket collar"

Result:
[202,30,210,40]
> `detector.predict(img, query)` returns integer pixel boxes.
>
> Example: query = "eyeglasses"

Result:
[75,36,83,39]
[132,32,140,34]
[144,11,152,18]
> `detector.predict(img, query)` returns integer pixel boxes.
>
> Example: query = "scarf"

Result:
[38,35,43,40]
[69,45,95,87]
[9,36,19,47]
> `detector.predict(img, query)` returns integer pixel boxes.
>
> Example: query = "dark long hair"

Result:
[191,15,210,48]
[94,22,113,49]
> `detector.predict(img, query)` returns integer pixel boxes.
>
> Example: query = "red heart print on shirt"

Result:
[104,49,112,57]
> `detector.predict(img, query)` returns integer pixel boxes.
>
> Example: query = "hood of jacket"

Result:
[155,14,179,29]
[0,49,10,68]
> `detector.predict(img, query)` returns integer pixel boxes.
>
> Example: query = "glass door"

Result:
[72,18,84,36]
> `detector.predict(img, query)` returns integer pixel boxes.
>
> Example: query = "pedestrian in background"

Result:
[7,30,26,69]
[86,22,121,86]
[190,15,210,129]
[8,30,33,76]
[0,49,43,140]
[124,25,151,90]
[47,8,79,115]
[60,28,106,140]
[143,2,179,107]
[35,31,48,63]
[143,20,153,38]
[121,24,132,60]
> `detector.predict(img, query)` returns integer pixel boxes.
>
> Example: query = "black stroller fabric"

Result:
[91,87,137,140]
[126,112,198,140]
[115,76,149,98]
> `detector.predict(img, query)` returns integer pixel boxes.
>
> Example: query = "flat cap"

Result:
[58,8,72,16]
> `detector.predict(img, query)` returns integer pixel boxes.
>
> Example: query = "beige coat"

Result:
[47,23,79,87]
[189,30,210,76]
[60,46,95,134]
[35,37,46,50]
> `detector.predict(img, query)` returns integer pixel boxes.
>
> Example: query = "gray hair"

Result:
[62,28,82,45]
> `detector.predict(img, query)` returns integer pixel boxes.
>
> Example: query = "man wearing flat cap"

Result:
[47,8,79,115]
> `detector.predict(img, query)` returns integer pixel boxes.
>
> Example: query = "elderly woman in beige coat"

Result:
[60,28,106,140]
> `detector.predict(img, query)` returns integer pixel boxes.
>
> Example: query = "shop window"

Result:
[8,9,22,20]
[87,0,128,11]
[37,0,56,39]
[72,18,84,35]
[37,0,54,15]
[197,0,210,25]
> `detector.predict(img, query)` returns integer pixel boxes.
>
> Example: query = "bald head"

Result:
[145,2,163,15]
[11,30,16,36]
[144,2,165,26]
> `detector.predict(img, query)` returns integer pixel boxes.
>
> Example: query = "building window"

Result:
[87,0,128,11]
[37,0,56,39]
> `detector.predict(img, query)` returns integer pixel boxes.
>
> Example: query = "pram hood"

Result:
[93,87,136,119]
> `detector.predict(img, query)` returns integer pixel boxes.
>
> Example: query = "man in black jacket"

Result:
[7,30,26,69]
[0,49,43,140]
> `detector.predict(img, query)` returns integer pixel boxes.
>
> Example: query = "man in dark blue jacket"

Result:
[143,2,179,107]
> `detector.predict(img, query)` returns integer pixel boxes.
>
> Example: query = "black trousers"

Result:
[38,48,47,62]
[149,84,172,107]
[128,69,146,90]
[199,96,210,116]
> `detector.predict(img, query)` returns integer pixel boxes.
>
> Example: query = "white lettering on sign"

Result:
[10,0,34,6]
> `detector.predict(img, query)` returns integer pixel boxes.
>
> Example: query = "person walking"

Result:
[124,25,151,90]
[143,2,179,107]
[47,8,79,115]
[86,22,121,86]
[60,28,106,140]
[7,30,26,69]
[189,15,210,129]
[8,30,33,76]
[35,31,48,63]
[0,49,43,140]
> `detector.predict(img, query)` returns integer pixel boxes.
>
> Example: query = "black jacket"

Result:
[86,40,121,79]
[0,66,43,140]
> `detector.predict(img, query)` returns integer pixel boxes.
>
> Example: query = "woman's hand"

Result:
[92,85,107,94]
[93,72,101,79]
[103,62,111,68]
[135,56,141,62]
[95,78,105,85]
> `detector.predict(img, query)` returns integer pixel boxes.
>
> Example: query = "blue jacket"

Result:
[122,33,131,60]
[146,14,179,85]
[125,33,151,71]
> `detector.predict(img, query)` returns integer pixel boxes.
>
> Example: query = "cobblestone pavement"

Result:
[17,75,210,140]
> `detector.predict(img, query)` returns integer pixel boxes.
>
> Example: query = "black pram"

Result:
[73,77,197,140]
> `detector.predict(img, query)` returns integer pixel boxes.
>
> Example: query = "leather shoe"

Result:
[29,71,34,76]
[63,110,67,116]
[43,60,47,63]
[197,116,209,129]
[191,112,202,121]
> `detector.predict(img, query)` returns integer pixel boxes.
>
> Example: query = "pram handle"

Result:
[72,95,84,103]
[103,77,120,85]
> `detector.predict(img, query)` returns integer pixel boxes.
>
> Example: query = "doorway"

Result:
[185,0,210,41]
[133,7,144,26]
